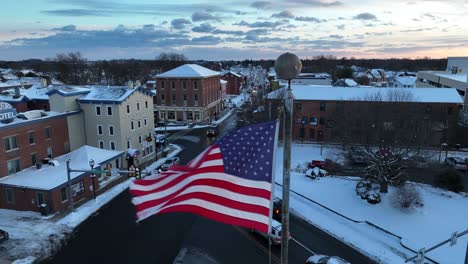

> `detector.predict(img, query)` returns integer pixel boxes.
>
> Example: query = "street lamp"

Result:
[275,52,302,264]
[89,159,96,200]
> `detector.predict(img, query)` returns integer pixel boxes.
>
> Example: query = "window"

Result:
[107,106,112,116]
[194,81,198,89]
[309,117,318,126]
[183,94,187,106]
[28,131,35,144]
[97,125,103,135]
[99,141,104,149]
[320,102,326,111]
[448,107,453,115]
[302,116,308,125]
[183,81,186,89]
[109,126,114,136]
[127,140,130,149]
[172,95,176,105]
[7,159,20,174]
[139,136,142,144]
[4,136,18,151]
[319,117,325,125]
[309,128,315,139]
[194,111,200,120]
[96,106,101,115]
[172,81,175,89]
[116,159,120,169]
[61,188,67,202]
[137,103,140,111]
[47,147,53,158]
[161,81,165,89]
[45,127,51,139]
[161,94,165,105]
[37,192,45,205]
[110,141,115,150]
[138,120,141,128]
[295,103,302,110]
[131,121,134,130]
[194,94,198,106]
[6,188,14,204]
[145,101,148,108]
[127,105,130,113]
[31,153,37,165]
[144,118,147,126]
[168,111,175,120]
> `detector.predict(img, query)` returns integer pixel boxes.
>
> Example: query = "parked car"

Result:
[306,255,350,264]
[207,127,217,137]
[0,229,9,244]
[445,157,467,171]
[402,155,426,168]
[310,159,326,169]
[161,157,180,171]
[251,219,290,246]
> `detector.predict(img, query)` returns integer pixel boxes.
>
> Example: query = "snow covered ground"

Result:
[275,143,468,263]
[154,108,235,132]
[2,140,467,263]
[0,145,183,264]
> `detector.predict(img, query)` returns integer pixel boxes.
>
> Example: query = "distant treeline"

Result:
[0,52,447,85]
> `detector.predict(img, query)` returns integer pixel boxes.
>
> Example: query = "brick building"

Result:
[0,146,123,214]
[221,71,244,95]
[0,109,74,178]
[267,85,463,146]
[155,64,223,123]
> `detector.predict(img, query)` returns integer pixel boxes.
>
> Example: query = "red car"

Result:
[310,159,326,169]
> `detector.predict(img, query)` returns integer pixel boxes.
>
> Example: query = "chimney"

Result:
[41,78,47,87]
[127,80,134,89]
[13,87,20,98]
[134,80,141,87]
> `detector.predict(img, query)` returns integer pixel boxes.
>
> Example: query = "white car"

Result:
[252,219,290,245]
[306,255,350,264]
[161,157,180,171]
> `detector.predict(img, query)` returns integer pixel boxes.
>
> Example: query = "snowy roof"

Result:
[434,73,468,83]
[222,71,242,78]
[78,86,151,103]
[395,76,416,86]
[156,64,221,78]
[267,85,463,104]
[344,79,358,86]
[0,146,124,190]
[46,85,91,97]
[220,79,227,84]
[0,111,75,128]
[146,80,156,84]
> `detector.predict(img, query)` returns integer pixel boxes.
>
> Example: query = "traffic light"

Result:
[135,168,140,179]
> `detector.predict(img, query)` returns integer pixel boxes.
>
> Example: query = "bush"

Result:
[324,159,343,175]
[356,180,372,199]
[433,168,464,193]
[366,191,381,204]
[390,185,423,209]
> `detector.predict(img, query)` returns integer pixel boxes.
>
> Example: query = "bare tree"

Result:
[53,52,88,84]
[155,52,188,72]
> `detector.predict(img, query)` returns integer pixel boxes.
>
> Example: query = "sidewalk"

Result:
[0,144,183,264]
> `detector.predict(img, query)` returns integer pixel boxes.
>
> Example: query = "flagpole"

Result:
[275,52,302,264]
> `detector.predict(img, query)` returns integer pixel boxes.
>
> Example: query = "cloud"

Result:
[271,10,295,18]
[337,24,345,30]
[295,16,324,23]
[234,20,285,28]
[250,1,272,9]
[52,25,77,31]
[353,13,377,20]
[42,9,110,17]
[192,11,221,22]
[400,28,433,33]
[192,23,215,33]
[212,29,245,35]
[171,18,191,29]
[329,34,343,39]
[191,36,221,45]
[287,0,343,7]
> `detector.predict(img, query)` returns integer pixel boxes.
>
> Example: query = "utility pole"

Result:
[275,52,302,264]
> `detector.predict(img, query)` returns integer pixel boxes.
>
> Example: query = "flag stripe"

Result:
[199,159,224,168]
[137,198,270,232]
[130,171,272,194]
[135,191,270,216]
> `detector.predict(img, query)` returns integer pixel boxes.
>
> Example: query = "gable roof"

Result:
[0,145,124,190]
[157,64,221,78]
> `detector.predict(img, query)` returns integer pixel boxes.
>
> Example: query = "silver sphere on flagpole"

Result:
[274,52,301,264]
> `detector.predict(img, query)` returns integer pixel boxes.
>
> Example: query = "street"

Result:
[46,114,375,264]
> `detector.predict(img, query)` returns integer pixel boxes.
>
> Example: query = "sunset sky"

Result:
[1,0,467,60]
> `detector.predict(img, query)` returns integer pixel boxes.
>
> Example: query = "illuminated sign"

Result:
[0,102,17,121]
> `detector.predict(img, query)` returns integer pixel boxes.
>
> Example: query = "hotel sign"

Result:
[0,102,17,121]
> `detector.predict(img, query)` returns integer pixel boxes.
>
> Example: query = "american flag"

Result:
[129,121,277,233]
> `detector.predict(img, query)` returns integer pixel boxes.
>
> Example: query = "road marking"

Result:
[291,236,316,255]
[233,226,281,264]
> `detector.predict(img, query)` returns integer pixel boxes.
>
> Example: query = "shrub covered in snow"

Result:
[390,184,423,209]
[355,180,372,199]
[305,167,328,179]
[365,190,381,204]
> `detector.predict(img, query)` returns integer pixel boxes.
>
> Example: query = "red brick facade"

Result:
[0,115,70,178]
[222,72,243,95]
